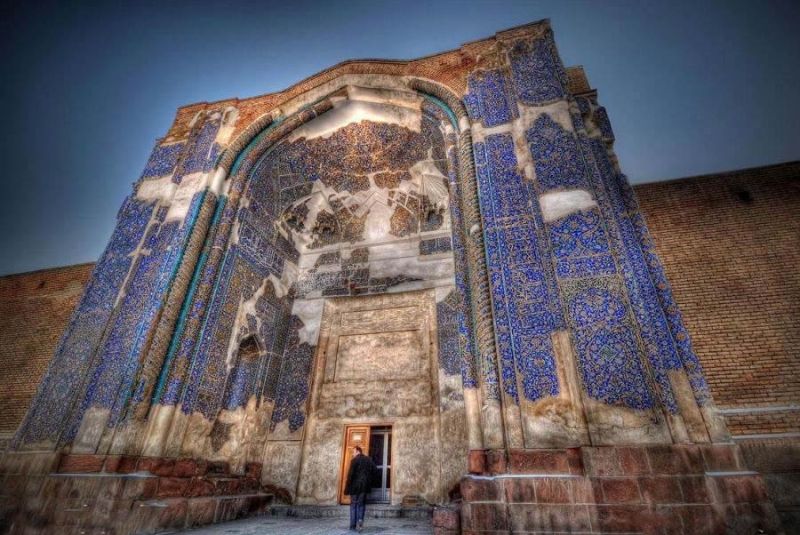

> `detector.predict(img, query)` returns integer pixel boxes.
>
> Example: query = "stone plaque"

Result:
[335,330,422,381]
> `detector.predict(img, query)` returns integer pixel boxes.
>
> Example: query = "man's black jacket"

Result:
[345,453,377,495]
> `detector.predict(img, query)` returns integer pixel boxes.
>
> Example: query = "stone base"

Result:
[0,453,273,534]
[737,437,800,534]
[461,444,783,534]
[269,504,433,519]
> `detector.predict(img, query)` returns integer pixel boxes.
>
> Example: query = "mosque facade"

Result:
[1,19,793,534]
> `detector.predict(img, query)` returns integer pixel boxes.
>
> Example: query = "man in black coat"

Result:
[345,445,377,531]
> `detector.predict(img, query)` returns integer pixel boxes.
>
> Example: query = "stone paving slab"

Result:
[175,514,434,535]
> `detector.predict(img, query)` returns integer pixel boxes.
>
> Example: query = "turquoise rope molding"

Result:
[230,117,284,176]
[422,94,459,129]
[152,195,227,405]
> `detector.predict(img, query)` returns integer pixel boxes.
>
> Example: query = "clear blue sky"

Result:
[1,0,798,275]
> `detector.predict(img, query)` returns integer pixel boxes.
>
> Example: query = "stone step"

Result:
[269,504,433,519]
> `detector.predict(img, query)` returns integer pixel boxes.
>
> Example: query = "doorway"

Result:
[339,424,392,504]
[367,426,391,503]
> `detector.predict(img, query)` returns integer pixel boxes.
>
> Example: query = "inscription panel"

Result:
[339,306,419,333]
[335,330,422,381]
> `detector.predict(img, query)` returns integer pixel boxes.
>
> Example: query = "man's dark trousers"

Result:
[350,492,367,529]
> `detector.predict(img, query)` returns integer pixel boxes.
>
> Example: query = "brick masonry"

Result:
[0,263,94,442]
[636,160,800,436]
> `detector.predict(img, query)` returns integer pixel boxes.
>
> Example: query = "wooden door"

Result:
[338,425,371,504]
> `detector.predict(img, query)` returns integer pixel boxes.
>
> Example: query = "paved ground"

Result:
[177,515,434,535]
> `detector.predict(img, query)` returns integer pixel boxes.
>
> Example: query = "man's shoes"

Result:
[357,521,364,532]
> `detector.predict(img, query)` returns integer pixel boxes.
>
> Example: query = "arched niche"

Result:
[179,80,484,504]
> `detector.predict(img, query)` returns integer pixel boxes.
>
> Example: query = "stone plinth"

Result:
[0,453,273,534]
[460,444,782,534]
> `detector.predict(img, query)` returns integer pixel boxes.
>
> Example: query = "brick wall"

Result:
[0,263,94,436]
[635,161,800,436]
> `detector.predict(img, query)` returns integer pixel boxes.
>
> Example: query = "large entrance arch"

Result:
[148,83,484,503]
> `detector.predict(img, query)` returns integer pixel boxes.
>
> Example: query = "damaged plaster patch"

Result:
[287,87,422,142]
[369,253,454,280]
[518,100,574,133]
[166,173,207,222]
[539,190,597,222]
[225,278,271,371]
[268,274,288,299]
[136,175,176,205]
[409,158,449,209]
[292,299,325,346]
[215,106,239,145]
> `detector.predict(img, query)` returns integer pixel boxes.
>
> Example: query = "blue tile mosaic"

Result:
[509,36,567,105]
[270,316,314,433]
[178,118,221,180]
[419,236,452,255]
[81,192,208,427]
[565,285,655,409]
[464,69,518,128]
[141,142,185,179]
[594,107,614,142]
[526,114,588,190]
[437,291,462,376]
[475,133,562,402]
[16,196,155,445]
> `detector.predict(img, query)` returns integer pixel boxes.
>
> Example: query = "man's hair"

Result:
[354,445,363,454]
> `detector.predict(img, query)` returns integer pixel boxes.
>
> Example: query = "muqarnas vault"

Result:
[1,19,782,535]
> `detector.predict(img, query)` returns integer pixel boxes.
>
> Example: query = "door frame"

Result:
[338,422,394,505]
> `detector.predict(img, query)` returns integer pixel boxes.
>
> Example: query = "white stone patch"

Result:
[268,273,289,299]
[470,121,513,144]
[136,175,176,205]
[275,75,417,123]
[369,254,454,280]
[539,190,597,222]
[518,100,574,133]
[166,172,207,222]
[435,285,456,303]
[409,159,449,209]
[225,279,269,371]
[366,239,417,261]
[292,299,326,346]
[362,197,394,243]
[287,88,422,142]
[280,261,299,290]
[215,106,239,144]
[347,85,423,109]
[208,167,227,195]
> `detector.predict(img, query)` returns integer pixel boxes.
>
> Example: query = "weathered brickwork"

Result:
[636,161,800,436]
[0,264,94,436]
